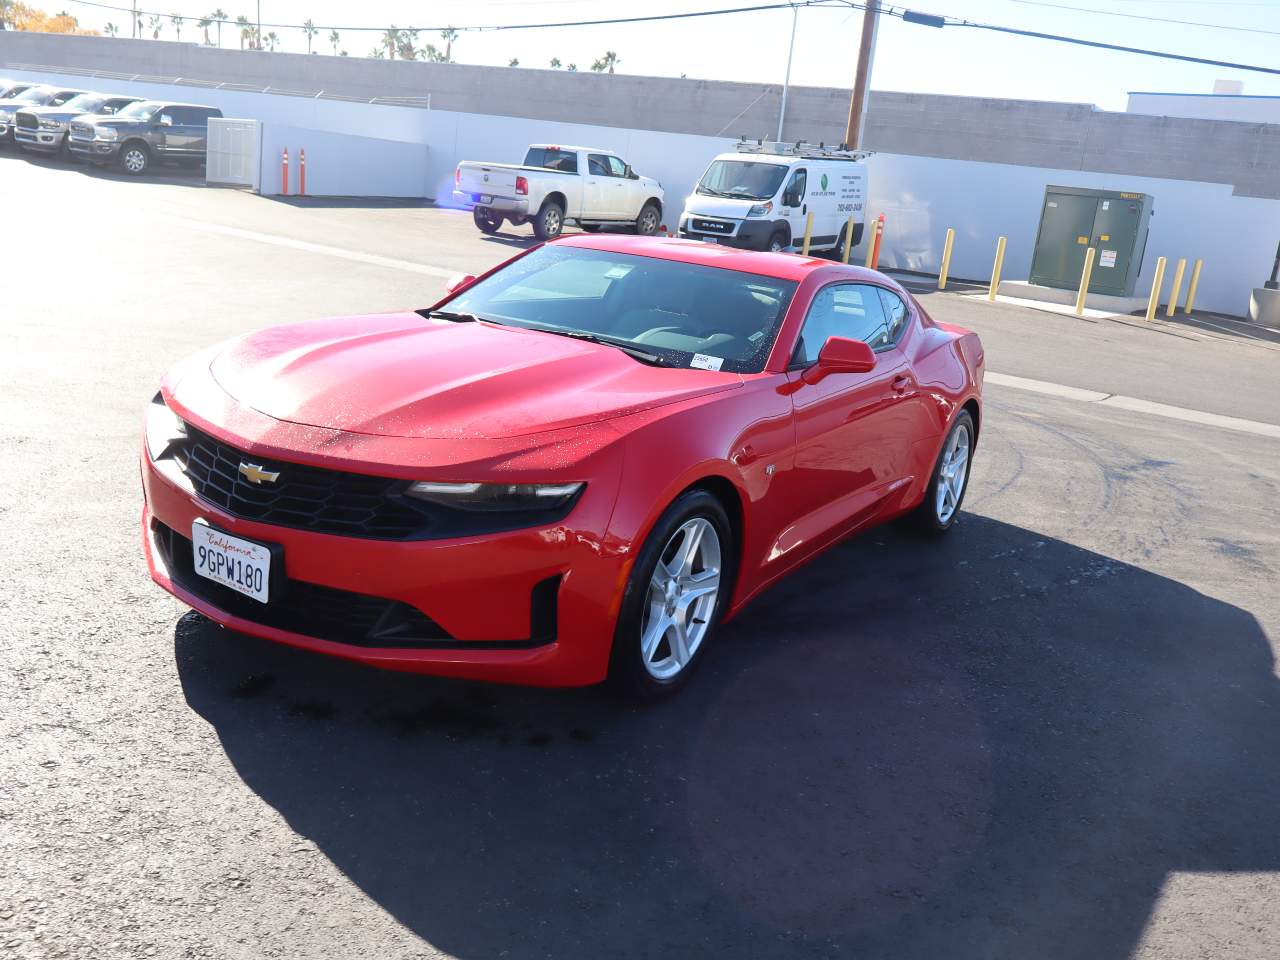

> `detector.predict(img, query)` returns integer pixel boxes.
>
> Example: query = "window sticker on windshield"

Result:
[604,265,634,279]
[748,331,765,342]
[690,354,724,371]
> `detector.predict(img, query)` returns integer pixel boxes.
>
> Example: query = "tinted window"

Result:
[877,288,910,344]
[784,169,807,205]
[793,283,894,365]
[587,154,610,176]
[49,90,82,106]
[445,246,798,374]
[696,159,789,201]
[523,147,578,173]
[170,107,210,125]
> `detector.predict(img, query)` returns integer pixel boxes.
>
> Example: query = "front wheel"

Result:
[609,490,734,701]
[634,202,661,236]
[906,410,974,535]
[532,200,564,240]
[472,207,502,234]
[767,229,788,253]
[119,142,149,176]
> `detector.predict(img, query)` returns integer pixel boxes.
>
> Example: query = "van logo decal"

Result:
[820,173,829,191]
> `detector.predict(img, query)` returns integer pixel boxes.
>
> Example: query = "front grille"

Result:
[15,111,38,131]
[152,521,559,649]
[175,425,430,540]
[691,217,734,234]
[69,122,93,140]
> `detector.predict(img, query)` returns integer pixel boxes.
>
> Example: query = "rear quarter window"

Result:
[524,147,578,173]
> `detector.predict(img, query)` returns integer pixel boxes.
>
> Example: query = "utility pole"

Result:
[776,4,799,142]
[844,0,881,149]
[256,0,261,49]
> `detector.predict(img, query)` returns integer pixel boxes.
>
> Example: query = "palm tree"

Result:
[235,13,250,49]
[105,21,119,36]
[439,26,457,62]
[0,0,13,29]
[381,26,399,60]
[567,63,578,72]
[302,18,317,54]
[263,30,279,50]
[197,15,212,44]
[368,46,384,59]
[148,14,162,38]
[170,14,183,41]
[590,51,620,74]
[212,8,227,46]
[549,57,560,69]
[508,58,519,67]
[328,29,339,54]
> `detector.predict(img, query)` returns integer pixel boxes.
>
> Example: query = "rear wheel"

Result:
[472,207,502,234]
[119,142,149,176]
[906,411,974,535]
[609,490,734,701]
[634,202,661,236]
[532,199,564,240]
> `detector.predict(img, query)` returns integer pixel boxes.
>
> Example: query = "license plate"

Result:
[192,520,271,603]
[699,236,720,244]
[475,193,493,204]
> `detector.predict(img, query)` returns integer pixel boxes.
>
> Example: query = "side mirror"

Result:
[444,273,477,294]
[625,165,638,180]
[800,336,877,384]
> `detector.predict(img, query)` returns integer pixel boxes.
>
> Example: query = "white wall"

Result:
[9,67,1277,316]
[866,153,1280,318]
[1127,92,1280,125]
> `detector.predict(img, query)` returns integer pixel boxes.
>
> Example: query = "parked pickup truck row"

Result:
[454,144,665,240]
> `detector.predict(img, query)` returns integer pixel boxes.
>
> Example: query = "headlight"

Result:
[746,201,774,218]
[96,127,118,141]
[405,481,584,513]
[145,394,187,461]
[39,118,61,129]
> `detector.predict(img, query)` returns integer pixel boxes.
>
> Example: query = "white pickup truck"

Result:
[453,144,665,240]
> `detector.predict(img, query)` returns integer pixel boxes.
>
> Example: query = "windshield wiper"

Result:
[528,327,666,366]
[697,187,728,198]
[425,309,486,323]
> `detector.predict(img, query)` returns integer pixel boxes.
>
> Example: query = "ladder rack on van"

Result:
[734,139,872,162]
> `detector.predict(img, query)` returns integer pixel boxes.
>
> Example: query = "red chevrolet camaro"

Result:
[141,235,983,698]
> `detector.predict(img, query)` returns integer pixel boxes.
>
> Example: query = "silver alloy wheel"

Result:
[936,422,971,524]
[638,207,659,234]
[544,206,562,236]
[640,517,722,681]
[123,147,146,173]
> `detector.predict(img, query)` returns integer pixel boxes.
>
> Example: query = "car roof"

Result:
[130,100,220,109]
[528,143,614,155]
[553,234,886,283]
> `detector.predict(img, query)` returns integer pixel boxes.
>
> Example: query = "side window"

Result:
[50,92,76,106]
[877,288,910,345]
[783,168,807,206]
[792,283,892,365]
[587,154,610,176]
[605,155,628,178]
[167,107,193,125]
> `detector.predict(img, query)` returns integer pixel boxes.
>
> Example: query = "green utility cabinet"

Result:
[1029,186,1154,297]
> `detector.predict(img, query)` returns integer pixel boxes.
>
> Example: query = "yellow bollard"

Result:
[842,215,855,264]
[1165,258,1186,318]
[864,221,878,268]
[801,211,814,256]
[1074,246,1096,317]
[1145,256,1167,321]
[938,227,955,290]
[987,236,1007,302]
[1184,259,1203,314]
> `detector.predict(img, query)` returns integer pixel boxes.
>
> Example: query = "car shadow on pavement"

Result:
[175,515,1280,960]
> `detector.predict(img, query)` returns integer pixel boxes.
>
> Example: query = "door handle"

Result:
[891,375,911,394]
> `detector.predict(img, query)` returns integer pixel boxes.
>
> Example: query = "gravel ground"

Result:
[2,154,1278,960]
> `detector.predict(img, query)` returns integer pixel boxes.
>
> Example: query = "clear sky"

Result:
[55,0,1280,111]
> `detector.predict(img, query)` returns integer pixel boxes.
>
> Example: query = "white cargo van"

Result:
[679,141,870,254]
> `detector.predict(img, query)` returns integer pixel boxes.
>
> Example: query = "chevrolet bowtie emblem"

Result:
[238,462,280,485]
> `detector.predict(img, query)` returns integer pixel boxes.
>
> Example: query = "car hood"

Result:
[209,312,740,440]
[20,105,85,120]
[683,194,767,220]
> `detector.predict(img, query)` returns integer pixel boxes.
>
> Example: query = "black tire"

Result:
[634,202,661,236]
[532,199,565,240]
[905,410,975,536]
[767,229,788,254]
[58,135,73,161]
[473,207,502,233]
[119,141,150,176]
[608,489,736,701]
[580,224,602,233]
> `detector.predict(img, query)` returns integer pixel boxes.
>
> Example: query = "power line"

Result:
[998,0,1280,37]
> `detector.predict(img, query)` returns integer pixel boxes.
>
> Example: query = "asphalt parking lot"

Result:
[3,153,1279,960]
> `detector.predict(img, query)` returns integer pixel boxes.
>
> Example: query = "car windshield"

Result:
[443,246,797,374]
[60,93,103,112]
[0,84,31,99]
[12,87,51,105]
[696,160,790,201]
[116,101,159,120]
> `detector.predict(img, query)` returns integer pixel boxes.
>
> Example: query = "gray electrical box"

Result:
[1029,186,1154,297]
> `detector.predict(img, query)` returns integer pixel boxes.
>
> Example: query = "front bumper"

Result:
[140,443,629,687]
[0,121,12,141]
[453,190,530,217]
[14,126,64,151]
[69,138,120,162]
[678,214,778,251]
